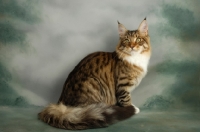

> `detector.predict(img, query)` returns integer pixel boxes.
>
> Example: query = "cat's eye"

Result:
[136,38,141,43]
[123,39,130,44]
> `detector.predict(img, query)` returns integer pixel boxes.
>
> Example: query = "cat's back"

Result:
[68,51,117,76]
[79,51,116,67]
[59,51,118,106]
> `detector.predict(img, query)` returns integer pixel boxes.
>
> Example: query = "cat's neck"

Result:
[123,52,150,74]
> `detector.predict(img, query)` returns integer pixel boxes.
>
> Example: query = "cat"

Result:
[38,18,151,130]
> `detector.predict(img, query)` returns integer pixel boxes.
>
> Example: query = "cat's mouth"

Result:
[118,48,139,56]
[129,48,139,53]
[122,50,136,56]
[131,48,137,52]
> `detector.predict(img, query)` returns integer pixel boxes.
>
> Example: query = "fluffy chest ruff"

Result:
[124,52,150,74]
[122,53,150,92]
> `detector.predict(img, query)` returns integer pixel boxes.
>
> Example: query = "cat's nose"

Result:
[130,44,136,49]
[130,44,137,51]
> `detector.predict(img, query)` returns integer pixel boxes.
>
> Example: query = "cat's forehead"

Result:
[126,30,138,36]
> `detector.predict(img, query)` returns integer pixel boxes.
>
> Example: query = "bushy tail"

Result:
[38,103,136,130]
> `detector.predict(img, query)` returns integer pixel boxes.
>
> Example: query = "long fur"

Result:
[38,103,136,130]
[38,18,151,130]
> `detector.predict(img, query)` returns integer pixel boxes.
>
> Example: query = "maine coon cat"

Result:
[38,18,151,130]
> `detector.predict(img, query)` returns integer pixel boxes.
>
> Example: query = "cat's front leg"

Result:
[116,89,132,107]
[116,89,140,114]
[131,104,140,114]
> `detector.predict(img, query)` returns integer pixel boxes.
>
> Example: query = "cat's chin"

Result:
[129,51,140,56]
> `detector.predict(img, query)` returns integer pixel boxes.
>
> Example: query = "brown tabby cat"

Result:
[38,18,151,130]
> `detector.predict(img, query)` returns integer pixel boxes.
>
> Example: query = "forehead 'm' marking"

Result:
[127,30,136,36]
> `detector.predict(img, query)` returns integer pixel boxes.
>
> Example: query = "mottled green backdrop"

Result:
[0,0,200,132]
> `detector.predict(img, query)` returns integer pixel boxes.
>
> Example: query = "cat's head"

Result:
[116,18,151,57]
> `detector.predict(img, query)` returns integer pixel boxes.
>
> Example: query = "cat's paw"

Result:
[134,106,140,114]
[132,104,140,114]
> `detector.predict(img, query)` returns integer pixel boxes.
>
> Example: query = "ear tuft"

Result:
[138,18,148,36]
[118,22,127,37]
[117,20,120,24]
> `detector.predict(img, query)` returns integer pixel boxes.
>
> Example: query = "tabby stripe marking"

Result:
[117,82,134,88]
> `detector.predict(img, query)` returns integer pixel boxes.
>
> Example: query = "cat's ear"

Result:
[138,18,148,36]
[118,21,127,37]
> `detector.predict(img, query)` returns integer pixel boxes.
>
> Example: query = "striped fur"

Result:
[38,18,151,130]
